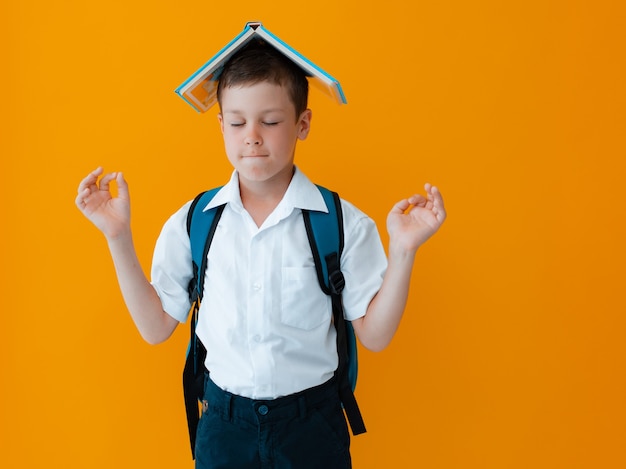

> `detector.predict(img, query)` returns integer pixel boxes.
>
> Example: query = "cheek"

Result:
[270,130,294,147]
[221,134,238,157]
[222,129,239,145]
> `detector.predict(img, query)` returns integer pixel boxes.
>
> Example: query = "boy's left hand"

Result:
[387,184,446,253]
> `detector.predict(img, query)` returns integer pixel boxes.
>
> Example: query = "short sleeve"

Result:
[150,201,194,323]
[339,200,387,321]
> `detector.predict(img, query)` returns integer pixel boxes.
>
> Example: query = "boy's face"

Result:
[218,82,311,188]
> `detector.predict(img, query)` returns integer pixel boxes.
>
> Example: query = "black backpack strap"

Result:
[302,186,366,436]
[183,188,225,458]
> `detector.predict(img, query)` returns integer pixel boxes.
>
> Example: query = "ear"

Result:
[217,113,224,133]
[297,109,312,141]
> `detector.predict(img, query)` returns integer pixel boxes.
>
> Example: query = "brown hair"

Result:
[217,40,309,119]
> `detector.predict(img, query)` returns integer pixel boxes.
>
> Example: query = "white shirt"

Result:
[151,168,387,399]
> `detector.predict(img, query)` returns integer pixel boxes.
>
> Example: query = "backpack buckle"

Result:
[329,270,345,295]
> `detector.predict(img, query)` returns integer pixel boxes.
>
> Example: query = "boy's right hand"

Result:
[75,167,131,240]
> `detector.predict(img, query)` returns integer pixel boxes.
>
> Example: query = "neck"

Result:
[238,167,294,227]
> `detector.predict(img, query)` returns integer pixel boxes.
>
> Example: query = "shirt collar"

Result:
[201,166,329,214]
[201,170,242,212]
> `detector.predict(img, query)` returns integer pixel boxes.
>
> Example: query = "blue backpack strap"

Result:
[302,185,366,436]
[186,187,224,302]
[183,187,224,459]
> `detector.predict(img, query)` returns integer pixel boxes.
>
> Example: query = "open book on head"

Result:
[175,22,347,113]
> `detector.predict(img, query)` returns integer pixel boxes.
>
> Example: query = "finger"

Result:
[424,183,438,200]
[430,186,445,208]
[407,194,428,207]
[429,186,447,222]
[391,198,412,214]
[98,172,118,192]
[75,187,92,209]
[77,167,103,193]
[75,189,86,208]
[115,172,130,200]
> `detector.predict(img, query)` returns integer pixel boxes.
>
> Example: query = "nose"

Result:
[244,125,262,145]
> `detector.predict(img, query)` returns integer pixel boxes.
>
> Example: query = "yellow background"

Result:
[2,1,625,468]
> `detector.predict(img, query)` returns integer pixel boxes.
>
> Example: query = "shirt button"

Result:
[252,283,262,291]
[257,405,269,416]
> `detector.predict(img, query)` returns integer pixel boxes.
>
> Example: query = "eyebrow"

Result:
[222,108,287,115]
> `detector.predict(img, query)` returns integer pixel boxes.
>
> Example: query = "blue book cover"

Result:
[175,22,347,113]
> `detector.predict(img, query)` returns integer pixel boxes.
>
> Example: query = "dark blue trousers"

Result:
[195,374,351,469]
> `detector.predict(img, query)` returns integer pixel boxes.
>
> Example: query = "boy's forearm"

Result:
[107,233,178,344]
[355,247,417,352]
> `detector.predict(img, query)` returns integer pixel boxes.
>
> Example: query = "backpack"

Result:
[182,185,366,458]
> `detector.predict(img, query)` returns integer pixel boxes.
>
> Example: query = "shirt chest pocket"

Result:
[281,267,332,330]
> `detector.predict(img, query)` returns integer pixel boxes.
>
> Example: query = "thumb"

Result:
[116,172,130,200]
[391,198,411,215]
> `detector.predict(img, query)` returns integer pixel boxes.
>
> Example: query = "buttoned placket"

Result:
[244,204,295,399]
[247,226,273,399]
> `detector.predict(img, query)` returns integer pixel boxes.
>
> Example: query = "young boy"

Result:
[76,41,446,468]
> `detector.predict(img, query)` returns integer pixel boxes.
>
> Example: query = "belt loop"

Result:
[224,394,232,422]
[203,372,210,397]
[298,395,307,420]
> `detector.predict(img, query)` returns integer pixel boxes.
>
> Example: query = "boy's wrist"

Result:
[387,243,418,264]
[106,228,133,246]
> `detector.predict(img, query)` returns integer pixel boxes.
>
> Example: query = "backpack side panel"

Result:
[184,188,224,458]
[303,186,358,391]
